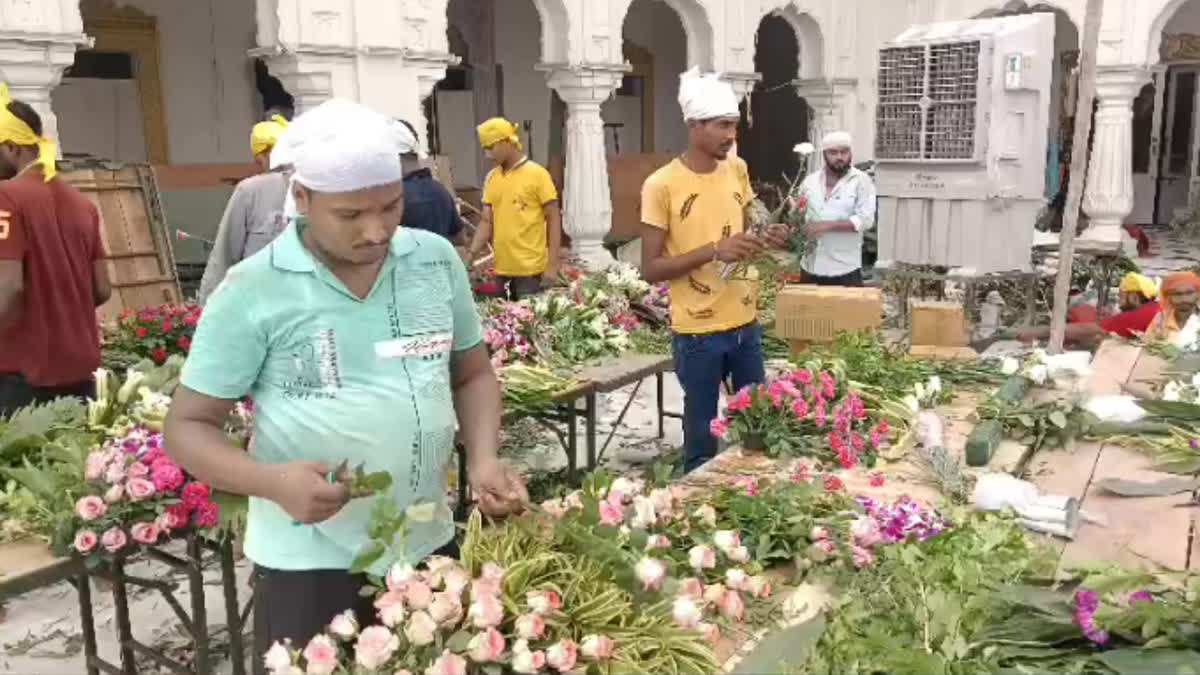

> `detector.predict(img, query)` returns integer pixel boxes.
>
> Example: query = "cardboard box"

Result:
[910,300,969,347]
[775,286,883,342]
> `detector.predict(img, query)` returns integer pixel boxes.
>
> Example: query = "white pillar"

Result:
[543,65,629,270]
[722,73,760,158]
[0,35,88,154]
[794,79,835,145]
[1080,66,1148,253]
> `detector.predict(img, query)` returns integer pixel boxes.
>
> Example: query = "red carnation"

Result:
[161,320,173,332]
[193,501,220,528]
[822,474,843,492]
[164,503,190,529]
[151,347,167,363]
[135,327,148,339]
[180,482,211,510]
[183,313,198,327]
[178,335,191,351]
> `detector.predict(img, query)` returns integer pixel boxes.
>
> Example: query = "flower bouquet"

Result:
[110,302,202,363]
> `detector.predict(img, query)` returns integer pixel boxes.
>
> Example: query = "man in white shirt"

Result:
[797,131,876,286]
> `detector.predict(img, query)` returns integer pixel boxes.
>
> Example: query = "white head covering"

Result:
[678,67,740,122]
[291,99,403,193]
[389,118,425,159]
[821,130,852,151]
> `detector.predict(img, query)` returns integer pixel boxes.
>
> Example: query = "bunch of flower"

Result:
[111,303,202,363]
[531,292,630,363]
[264,557,618,675]
[639,282,671,324]
[901,375,945,412]
[1073,589,1110,645]
[600,262,651,300]
[469,261,502,298]
[72,426,219,560]
[481,302,538,368]
[852,495,950,545]
[710,368,887,467]
[1161,373,1200,402]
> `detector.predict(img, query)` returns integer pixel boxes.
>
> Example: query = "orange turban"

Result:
[1156,271,1200,334]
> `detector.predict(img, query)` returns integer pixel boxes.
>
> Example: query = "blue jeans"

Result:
[672,322,766,473]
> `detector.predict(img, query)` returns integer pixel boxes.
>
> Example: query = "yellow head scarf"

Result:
[1118,272,1158,299]
[250,114,289,156]
[0,84,57,182]
[477,117,522,150]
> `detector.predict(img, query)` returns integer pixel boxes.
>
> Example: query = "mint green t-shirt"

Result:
[180,221,482,572]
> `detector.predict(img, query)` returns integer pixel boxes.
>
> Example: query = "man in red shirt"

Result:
[1013,272,1159,346]
[0,88,111,416]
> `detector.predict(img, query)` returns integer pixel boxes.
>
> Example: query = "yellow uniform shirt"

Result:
[641,157,757,335]
[483,158,558,277]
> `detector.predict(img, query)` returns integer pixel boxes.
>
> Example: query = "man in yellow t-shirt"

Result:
[467,118,562,300]
[641,69,789,472]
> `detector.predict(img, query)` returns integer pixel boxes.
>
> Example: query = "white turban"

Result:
[389,118,425,159]
[291,99,403,193]
[678,67,740,122]
[821,131,852,151]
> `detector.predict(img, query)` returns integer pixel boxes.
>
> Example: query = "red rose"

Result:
[822,474,844,492]
[181,482,211,510]
[164,503,190,528]
[183,314,198,327]
[162,320,173,332]
[193,501,220,528]
[151,347,167,363]
[178,335,191,351]
[135,327,148,338]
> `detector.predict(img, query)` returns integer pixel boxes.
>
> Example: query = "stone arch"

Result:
[614,0,714,70]
[971,0,1083,40]
[765,3,826,81]
[1149,0,1200,65]
[532,0,570,63]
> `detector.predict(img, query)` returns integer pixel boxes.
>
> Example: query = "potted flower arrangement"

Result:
[109,303,202,364]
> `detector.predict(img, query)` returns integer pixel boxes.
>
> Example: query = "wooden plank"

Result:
[0,539,77,602]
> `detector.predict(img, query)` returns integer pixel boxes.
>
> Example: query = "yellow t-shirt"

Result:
[482,159,558,277]
[641,157,757,334]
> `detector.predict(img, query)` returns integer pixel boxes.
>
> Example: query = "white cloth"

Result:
[821,130,852,151]
[291,100,403,193]
[390,118,424,158]
[797,166,877,277]
[678,67,740,121]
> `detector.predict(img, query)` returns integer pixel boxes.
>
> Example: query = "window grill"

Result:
[875,40,982,161]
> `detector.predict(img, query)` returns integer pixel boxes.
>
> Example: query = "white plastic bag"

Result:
[972,473,1039,512]
[914,410,944,449]
[1084,395,1147,423]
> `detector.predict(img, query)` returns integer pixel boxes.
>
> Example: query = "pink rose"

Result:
[512,642,546,675]
[101,527,127,553]
[678,577,704,599]
[164,504,190,529]
[851,544,875,568]
[672,597,702,629]
[329,610,358,640]
[630,495,657,529]
[85,452,108,481]
[441,568,471,597]
[810,526,831,542]
[426,650,468,675]
[74,529,98,553]
[515,613,546,640]
[355,625,400,669]
[727,545,751,563]
[718,589,745,621]
[467,627,505,663]
[153,512,174,534]
[746,575,772,598]
[126,478,156,501]
[301,634,338,675]
[851,517,884,549]
[263,642,292,672]
[598,499,624,526]
[580,635,615,661]
[405,580,433,610]
[645,534,671,551]
[428,592,463,628]
[688,545,717,571]
[104,461,127,485]
[467,593,504,629]
[403,611,438,647]
[634,557,666,592]
[546,639,578,673]
[75,495,107,521]
[386,563,416,592]
[127,461,150,478]
[692,505,717,528]
[480,562,504,583]
[712,530,740,554]
[472,577,502,599]
[725,568,748,591]
[151,460,185,493]
[702,583,727,606]
[181,482,210,509]
[697,622,721,646]
[103,483,125,504]
[130,521,160,545]
[374,590,407,628]
[526,590,562,615]
[193,501,220,528]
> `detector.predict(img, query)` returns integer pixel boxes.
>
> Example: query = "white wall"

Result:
[1164,0,1200,31]
[53,0,259,165]
[55,79,147,162]
[495,0,552,165]
[436,90,481,187]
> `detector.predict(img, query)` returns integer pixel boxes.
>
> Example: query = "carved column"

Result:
[0,2,89,154]
[722,72,760,158]
[794,79,835,146]
[543,64,629,270]
[1080,67,1148,252]
[252,52,336,113]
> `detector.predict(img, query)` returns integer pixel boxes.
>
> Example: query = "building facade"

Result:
[1,0,1198,265]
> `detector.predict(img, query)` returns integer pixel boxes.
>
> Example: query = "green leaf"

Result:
[360,471,394,492]
[1018,415,1035,428]
[349,540,386,574]
[1049,412,1067,429]
[1097,648,1200,675]
[445,630,472,652]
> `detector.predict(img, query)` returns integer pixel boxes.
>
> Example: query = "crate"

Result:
[774,286,883,342]
[910,300,969,347]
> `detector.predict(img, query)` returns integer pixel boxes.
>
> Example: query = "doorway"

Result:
[1153,64,1200,224]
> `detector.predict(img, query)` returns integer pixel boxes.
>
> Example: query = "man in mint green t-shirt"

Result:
[163,100,526,669]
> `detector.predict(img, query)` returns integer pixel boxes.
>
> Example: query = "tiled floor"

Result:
[1135,224,1200,278]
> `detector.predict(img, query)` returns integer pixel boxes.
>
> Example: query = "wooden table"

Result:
[0,534,247,675]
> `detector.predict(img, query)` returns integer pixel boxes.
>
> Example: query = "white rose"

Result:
[671,596,703,629]
[794,142,816,156]
[630,495,657,529]
[1164,380,1183,402]
[712,530,740,554]
[927,376,942,394]
[903,395,920,413]
[328,609,358,640]
[1000,357,1019,376]
[1028,364,1049,386]
[724,568,748,591]
[262,641,292,673]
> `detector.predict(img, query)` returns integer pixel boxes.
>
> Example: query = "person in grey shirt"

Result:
[196,170,290,305]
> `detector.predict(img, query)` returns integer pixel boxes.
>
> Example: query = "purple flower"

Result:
[1128,589,1153,605]
[1190,439,1198,449]
[1074,589,1109,645]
